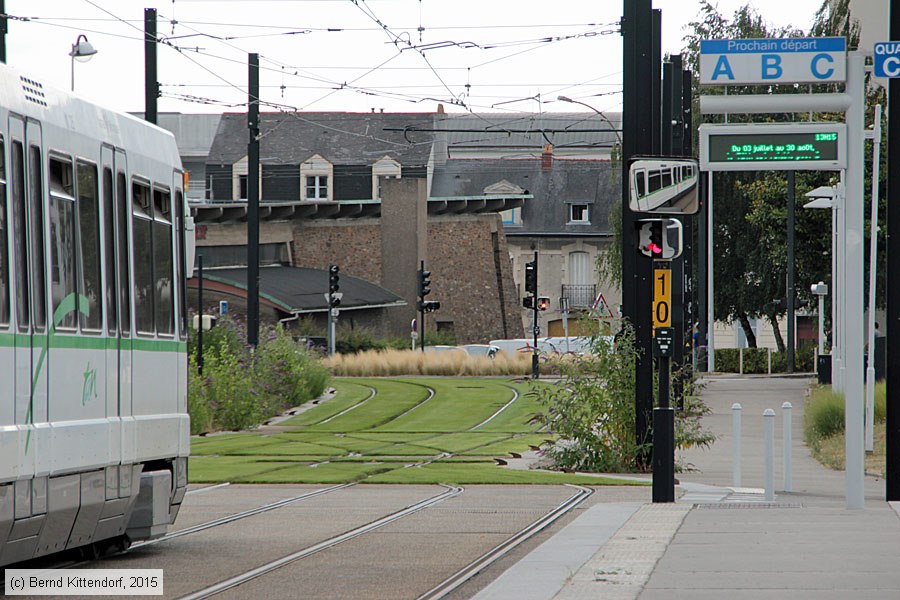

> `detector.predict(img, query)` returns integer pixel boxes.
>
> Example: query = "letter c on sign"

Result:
[811,53,834,79]
[884,56,900,78]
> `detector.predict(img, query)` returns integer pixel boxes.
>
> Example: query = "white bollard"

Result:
[764,409,775,501]
[732,403,742,487]
[782,402,793,492]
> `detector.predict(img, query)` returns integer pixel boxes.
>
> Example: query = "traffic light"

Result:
[524,260,537,295]
[537,297,550,311]
[418,268,432,299]
[328,265,341,307]
[523,297,534,309]
[418,300,441,312]
[636,218,682,259]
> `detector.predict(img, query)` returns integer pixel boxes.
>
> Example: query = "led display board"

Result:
[700,123,846,171]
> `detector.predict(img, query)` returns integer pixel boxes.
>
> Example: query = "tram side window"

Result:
[103,168,116,335]
[48,157,77,330]
[0,139,8,327]
[648,170,662,194]
[132,181,154,334]
[153,189,174,336]
[661,169,673,188]
[117,173,130,336]
[77,162,101,331]
[28,146,46,332]
[11,142,27,331]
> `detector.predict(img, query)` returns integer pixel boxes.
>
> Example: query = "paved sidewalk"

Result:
[477,375,900,599]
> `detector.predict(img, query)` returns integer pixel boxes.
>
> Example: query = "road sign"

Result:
[874,42,900,78]
[700,123,846,172]
[700,37,846,85]
[591,293,614,318]
[653,268,671,329]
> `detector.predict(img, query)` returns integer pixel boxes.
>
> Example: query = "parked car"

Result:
[460,344,501,359]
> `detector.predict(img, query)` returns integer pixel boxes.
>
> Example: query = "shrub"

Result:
[804,387,845,444]
[715,348,739,372]
[188,319,330,433]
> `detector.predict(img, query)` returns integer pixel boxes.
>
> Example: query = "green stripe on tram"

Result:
[0,331,186,352]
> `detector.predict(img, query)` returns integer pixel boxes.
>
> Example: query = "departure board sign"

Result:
[699,123,846,171]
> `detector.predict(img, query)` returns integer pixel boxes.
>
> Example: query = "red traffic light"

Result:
[537,297,550,311]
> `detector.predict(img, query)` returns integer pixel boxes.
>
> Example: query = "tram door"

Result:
[9,115,47,470]
[100,147,120,421]
[114,150,132,422]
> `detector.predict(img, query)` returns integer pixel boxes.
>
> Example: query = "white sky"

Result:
[5,0,828,115]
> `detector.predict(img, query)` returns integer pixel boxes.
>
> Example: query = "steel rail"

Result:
[468,384,520,431]
[318,385,377,424]
[133,483,355,549]
[416,484,594,600]
[177,484,464,600]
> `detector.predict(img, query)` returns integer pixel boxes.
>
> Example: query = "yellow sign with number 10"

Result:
[653,268,671,329]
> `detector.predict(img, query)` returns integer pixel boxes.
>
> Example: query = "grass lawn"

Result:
[810,422,886,476]
[189,377,644,486]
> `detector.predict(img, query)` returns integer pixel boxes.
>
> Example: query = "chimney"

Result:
[437,103,445,114]
[541,143,553,170]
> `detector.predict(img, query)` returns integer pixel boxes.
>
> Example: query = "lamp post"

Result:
[69,34,97,91]
[811,281,828,365]
[557,95,622,149]
[804,185,842,392]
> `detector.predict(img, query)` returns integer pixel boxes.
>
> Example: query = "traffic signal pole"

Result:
[531,251,539,379]
[622,0,657,466]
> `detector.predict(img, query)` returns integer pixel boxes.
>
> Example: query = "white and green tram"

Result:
[0,62,192,565]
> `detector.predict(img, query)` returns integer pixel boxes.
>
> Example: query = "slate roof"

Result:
[435,111,621,155]
[430,158,617,235]
[207,112,435,166]
[195,266,406,314]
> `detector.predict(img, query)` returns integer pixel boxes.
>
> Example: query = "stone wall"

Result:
[291,213,523,343]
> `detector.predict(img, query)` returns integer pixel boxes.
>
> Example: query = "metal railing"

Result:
[560,284,596,308]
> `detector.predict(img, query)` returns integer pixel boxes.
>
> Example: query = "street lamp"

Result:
[811,281,828,360]
[804,185,842,392]
[69,34,98,92]
[557,95,622,148]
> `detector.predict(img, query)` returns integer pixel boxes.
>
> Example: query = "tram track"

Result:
[416,485,594,600]
[132,483,355,550]
[176,484,464,600]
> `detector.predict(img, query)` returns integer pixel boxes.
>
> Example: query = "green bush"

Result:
[713,346,814,374]
[532,324,714,473]
[715,348,739,372]
[804,387,845,444]
[188,318,330,433]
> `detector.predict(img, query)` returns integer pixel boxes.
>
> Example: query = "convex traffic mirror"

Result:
[629,157,700,215]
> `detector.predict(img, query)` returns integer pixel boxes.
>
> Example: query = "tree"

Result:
[681,1,863,347]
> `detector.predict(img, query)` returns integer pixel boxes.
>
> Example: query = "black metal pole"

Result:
[197,255,204,375]
[886,0,900,501]
[420,259,426,353]
[532,250,539,380]
[247,53,260,347]
[622,0,656,467]
[787,171,796,373]
[144,8,158,125]
[652,340,675,502]
[0,0,7,64]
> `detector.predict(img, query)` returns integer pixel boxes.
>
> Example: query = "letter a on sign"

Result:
[712,56,734,81]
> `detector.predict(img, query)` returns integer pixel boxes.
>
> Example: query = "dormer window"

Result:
[300,154,333,201]
[306,175,328,199]
[231,156,260,201]
[372,156,401,199]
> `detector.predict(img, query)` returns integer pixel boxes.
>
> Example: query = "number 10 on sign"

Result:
[654,268,671,328]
